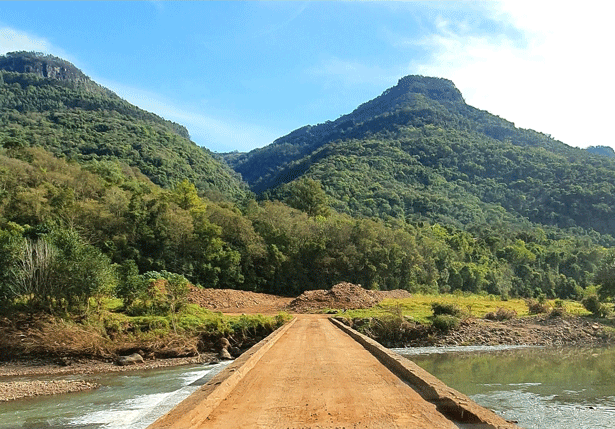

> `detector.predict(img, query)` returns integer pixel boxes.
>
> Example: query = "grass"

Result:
[3,302,293,359]
[335,293,591,323]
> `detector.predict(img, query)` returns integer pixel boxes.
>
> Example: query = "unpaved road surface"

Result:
[201,315,458,428]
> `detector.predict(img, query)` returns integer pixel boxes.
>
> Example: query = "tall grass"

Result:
[336,293,590,323]
[2,303,292,359]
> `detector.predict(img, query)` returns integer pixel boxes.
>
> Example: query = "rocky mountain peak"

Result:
[0,51,90,84]
[394,75,465,103]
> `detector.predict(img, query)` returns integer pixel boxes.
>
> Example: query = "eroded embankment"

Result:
[148,315,518,429]
[338,313,612,348]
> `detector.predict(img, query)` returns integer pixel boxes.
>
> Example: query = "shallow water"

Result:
[3,347,615,428]
[397,346,615,429]
[0,362,228,429]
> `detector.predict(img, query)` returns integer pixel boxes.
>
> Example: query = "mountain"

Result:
[227,75,615,239]
[0,51,247,200]
[586,145,615,158]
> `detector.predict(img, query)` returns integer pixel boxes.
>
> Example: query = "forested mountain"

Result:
[227,76,615,240]
[0,63,613,310]
[0,51,247,201]
[586,146,615,158]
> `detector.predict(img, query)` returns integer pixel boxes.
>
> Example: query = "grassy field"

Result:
[335,293,591,324]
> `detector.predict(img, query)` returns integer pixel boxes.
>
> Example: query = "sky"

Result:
[0,1,613,153]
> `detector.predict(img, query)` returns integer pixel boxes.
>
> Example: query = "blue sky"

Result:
[0,1,613,153]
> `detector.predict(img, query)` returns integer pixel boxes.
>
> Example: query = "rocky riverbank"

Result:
[337,313,614,348]
[0,353,218,402]
[0,379,99,402]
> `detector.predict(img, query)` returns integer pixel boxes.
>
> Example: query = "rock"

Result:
[229,346,241,357]
[116,353,144,366]
[57,357,72,367]
[218,348,233,360]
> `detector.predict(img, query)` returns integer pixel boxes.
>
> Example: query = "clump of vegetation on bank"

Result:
[334,293,599,345]
[0,303,291,360]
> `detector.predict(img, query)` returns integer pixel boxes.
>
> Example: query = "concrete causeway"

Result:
[148,315,518,429]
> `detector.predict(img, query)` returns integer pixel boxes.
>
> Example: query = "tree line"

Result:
[0,147,612,315]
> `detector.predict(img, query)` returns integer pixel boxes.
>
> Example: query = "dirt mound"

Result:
[289,282,388,313]
[188,286,292,314]
[373,289,413,300]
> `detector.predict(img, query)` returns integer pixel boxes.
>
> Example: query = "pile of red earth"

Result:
[288,282,411,313]
[187,285,292,313]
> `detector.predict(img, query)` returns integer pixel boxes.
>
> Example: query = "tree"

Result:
[595,250,615,300]
[284,178,330,218]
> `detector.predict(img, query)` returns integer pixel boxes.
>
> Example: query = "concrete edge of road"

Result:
[146,316,298,429]
[329,317,519,429]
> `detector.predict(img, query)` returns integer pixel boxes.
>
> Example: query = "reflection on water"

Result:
[399,346,615,429]
[0,362,228,429]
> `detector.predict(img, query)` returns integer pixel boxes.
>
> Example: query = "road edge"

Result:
[329,317,519,429]
[146,317,297,429]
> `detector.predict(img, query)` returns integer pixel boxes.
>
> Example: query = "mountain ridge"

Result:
[0,51,247,200]
[225,74,615,239]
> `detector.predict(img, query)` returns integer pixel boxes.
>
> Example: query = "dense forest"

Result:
[227,76,615,242]
[0,52,247,201]
[1,52,615,317]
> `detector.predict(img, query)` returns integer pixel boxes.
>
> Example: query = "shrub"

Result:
[432,314,461,332]
[431,302,464,318]
[526,299,549,315]
[582,295,610,317]
[484,307,517,321]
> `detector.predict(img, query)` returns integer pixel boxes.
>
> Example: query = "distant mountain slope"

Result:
[0,51,247,200]
[586,145,615,158]
[227,75,615,237]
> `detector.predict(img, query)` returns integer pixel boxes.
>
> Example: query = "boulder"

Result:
[218,348,233,360]
[116,353,144,366]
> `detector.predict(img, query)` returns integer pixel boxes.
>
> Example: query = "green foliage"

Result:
[0,54,247,201]
[595,250,615,300]
[2,59,615,315]
[120,270,189,317]
[233,76,615,245]
[581,294,610,317]
[3,227,115,313]
[432,314,461,332]
[431,302,464,317]
[0,146,610,307]
[281,177,330,218]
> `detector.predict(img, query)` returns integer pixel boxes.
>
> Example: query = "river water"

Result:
[2,347,615,428]
[395,345,615,429]
[0,362,228,429]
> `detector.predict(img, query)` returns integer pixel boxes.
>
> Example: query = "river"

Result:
[2,347,615,428]
[0,362,228,429]
[395,345,615,429]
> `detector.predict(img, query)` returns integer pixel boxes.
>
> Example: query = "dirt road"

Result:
[197,315,458,428]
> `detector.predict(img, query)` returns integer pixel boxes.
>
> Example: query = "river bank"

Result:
[0,353,218,402]
[338,313,614,348]
[2,313,612,402]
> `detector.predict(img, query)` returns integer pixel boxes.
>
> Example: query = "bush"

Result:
[549,307,566,318]
[431,302,464,318]
[484,307,517,321]
[432,314,461,332]
[526,299,549,315]
[582,295,610,317]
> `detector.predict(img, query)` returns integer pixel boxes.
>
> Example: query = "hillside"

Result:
[227,76,615,238]
[0,52,247,201]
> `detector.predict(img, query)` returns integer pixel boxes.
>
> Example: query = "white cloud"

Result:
[96,79,282,153]
[414,1,615,149]
[0,26,76,65]
[0,27,52,54]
